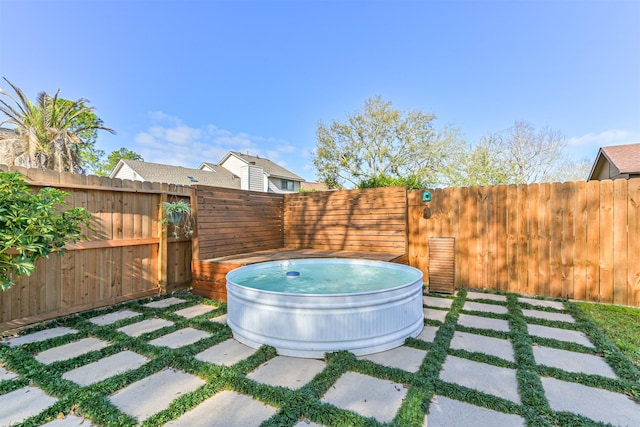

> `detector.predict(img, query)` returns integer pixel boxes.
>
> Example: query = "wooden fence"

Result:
[3,170,639,329]
[0,166,192,331]
[191,186,284,261]
[283,187,408,254]
[408,178,640,307]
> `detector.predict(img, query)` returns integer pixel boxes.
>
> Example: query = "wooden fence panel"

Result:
[0,166,192,331]
[408,178,640,306]
[284,187,407,254]
[192,186,284,260]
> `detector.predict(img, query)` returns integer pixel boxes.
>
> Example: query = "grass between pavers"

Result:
[0,289,638,426]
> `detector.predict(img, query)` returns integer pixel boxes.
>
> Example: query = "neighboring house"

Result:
[205,152,304,193]
[110,159,241,189]
[587,143,640,181]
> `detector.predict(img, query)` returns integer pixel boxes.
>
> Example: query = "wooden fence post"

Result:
[157,185,168,294]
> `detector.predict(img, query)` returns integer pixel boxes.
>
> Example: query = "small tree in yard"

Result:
[0,171,91,290]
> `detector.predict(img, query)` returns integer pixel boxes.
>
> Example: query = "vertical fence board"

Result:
[561,182,575,299]
[527,184,540,297]
[573,181,588,302]
[585,180,601,301]
[613,179,628,305]
[506,185,518,292]
[495,185,508,291]
[628,179,640,307]
[536,183,550,299]
[598,180,614,303]
[599,180,614,303]
[449,187,463,287]
[455,187,468,287]
[517,185,529,295]
[485,186,497,289]
[548,183,563,297]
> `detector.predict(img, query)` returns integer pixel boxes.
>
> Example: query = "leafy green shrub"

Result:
[0,171,91,290]
[357,173,424,189]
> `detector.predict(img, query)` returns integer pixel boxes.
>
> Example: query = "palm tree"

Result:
[0,78,115,173]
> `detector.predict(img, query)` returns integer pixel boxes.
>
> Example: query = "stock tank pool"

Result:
[226,258,424,358]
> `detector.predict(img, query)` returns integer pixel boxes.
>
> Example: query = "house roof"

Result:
[300,181,330,191]
[110,159,241,188]
[220,151,304,181]
[600,143,640,173]
[588,143,640,180]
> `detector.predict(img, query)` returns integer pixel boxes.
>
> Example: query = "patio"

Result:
[1,289,638,426]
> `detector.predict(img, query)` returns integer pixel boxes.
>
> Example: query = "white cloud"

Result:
[164,125,202,145]
[567,130,634,147]
[130,114,306,172]
[565,129,640,161]
[148,111,181,125]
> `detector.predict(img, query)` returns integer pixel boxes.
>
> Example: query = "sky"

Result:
[1,0,639,181]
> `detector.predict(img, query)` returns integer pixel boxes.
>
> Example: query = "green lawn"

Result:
[575,301,640,370]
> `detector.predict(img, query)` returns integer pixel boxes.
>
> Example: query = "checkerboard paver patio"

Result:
[1,291,638,427]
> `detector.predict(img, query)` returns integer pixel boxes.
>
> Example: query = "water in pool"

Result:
[230,260,421,294]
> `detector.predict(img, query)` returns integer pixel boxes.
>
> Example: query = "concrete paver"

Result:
[0,386,57,426]
[522,309,575,323]
[424,308,448,323]
[426,395,526,427]
[109,368,205,423]
[358,345,427,373]
[210,314,227,324]
[35,337,110,364]
[450,331,514,362]
[457,313,510,332]
[518,297,564,310]
[293,420,325,427]
[0,365,17,381]
[174,304,216,319]
[527,324,594,348]
[423,296,453,309]
[321,371,407,423]
[439,355,520,404]
[148,327,211,349]
[466,292,507,302]
[117,318,174,337]
[143,297,186,308]
[62,351,149,386]
[541,376,640,427]
[195,338,257,366]
[463,301,508,314]
[165,390,277,427]
[247,356,325,389]
[88,309,140,326]
[532,346,617,378]
[5,327,77,347]
[417,325,439,342]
